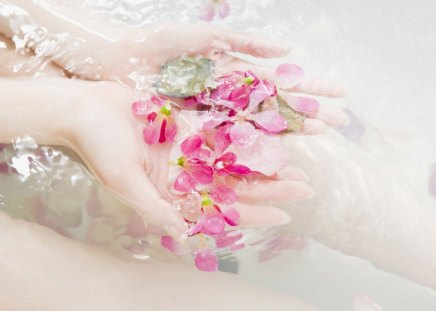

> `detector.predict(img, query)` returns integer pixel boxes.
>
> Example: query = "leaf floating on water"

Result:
[276,95,306,133]
[155,56,215,98]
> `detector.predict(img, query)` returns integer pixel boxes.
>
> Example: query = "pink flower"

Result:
[211,71,261,110]
[172,135,214,193]
[189,198,240,236]
[275,63,304,89]
[192,71,287,147]
[131,96,178,145]
[199,0,230,22]
[194,249,219,272]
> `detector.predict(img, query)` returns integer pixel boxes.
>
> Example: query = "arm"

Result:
[0,0,289,83]
[0,211,320,311]
[282,134,436,291]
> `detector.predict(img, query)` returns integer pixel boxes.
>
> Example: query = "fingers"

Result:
[280,92,350,128]
[274,164,310,182]
[288,76,346,98]
[217,55,345,98]
[206,26,290,58]
[234,202,291,227]
[75,118,187,242]
[235,178,313,205]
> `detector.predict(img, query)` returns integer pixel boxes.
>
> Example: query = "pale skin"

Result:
[0,0,436,309]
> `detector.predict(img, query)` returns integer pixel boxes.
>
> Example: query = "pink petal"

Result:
[228,164,251,175]
[221,206,240,226]
[143,121,161,145]
[194,249,219,272]
[214,124,232,154]
[353,294,383,311]
[165,118,178,143]
[229,243,245,251]
[275,63,304,88]
[189,163,214,184]
[161,236,190,256]
[131,100,149,116]
[229,121,259,148]
[248,80,277,111]
[181,135,203,156]
[218,152,237,168]
[176,193,202,222]
[218,1,230,18]
[286,96,320,117]
[173,171,197,193]
[203,206,226,234]
[210,180,238,205]
[229,86,252,109]
[251,110,288,134]
[214,230,243,248]
[227,134,288,176]
[198,1,215,21]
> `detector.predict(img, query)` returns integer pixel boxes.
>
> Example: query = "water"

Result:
[1,0,436,310]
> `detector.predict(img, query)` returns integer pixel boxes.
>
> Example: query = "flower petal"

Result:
[131,100,150,116]
[248,80,277,112]
[214,124,232,154]
[251,110,288,134]
[218,0,230,18]
[227,133,288,176]
[165,117,178,143]
[229,121,259,148]
[214,230,243,248]
[194,249,219,272]
[173,171,197,193]
[181,134,203,156]
[275,63,304,88]
[143,121,161,145]
[221,206,240,226]
[228,164,251,175]
[198,1,215,21]
[189,163,214,184]
[161,236,191,256]
[203,206,226,234]
[210,180,238,205]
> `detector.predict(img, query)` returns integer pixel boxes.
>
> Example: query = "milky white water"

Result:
[1,0,436,310]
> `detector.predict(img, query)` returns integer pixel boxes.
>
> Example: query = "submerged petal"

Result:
[275,63,304,88]
[143,121,161,145]
[203,206,226,234]
[181,134,203,156]
[229,121,259,148]
[194,249,219,272]
[198,1,215,21]
[189,163,214,184]
[210,180,238,205]
[218,0,230,18]
[214,230,243,248]
[214,124,232,154]
[251,110,288,134]
[173,171,197,193]
[221,206,240,226]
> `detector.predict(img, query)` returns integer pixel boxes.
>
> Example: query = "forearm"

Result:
[0,0,137,79]
[0,212,320,311]
[0,77,78,145]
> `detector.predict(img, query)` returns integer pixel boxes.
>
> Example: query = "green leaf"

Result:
[155,56,215,98]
